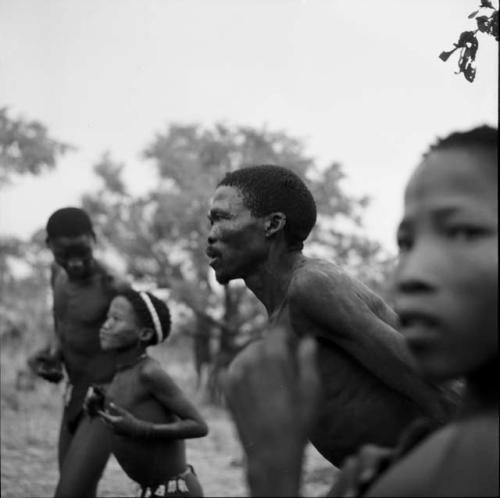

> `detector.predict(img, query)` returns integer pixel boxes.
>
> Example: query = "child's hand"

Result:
[98,402,152,438]
[83,385,106,418]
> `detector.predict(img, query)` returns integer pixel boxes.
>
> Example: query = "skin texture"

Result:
[94,296,208,492]
[208,181,451,492]
[28,232,130,497]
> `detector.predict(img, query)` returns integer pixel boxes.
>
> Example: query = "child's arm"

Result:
[99,361,208,440]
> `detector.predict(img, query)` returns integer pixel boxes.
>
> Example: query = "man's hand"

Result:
[223,327,320,496]
[98,402,152,438]
[27,347,64,384]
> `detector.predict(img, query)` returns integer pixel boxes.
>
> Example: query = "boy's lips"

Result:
[395,306,441,343]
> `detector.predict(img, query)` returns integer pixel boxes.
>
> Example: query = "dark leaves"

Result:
[439,0,498,83]
[480,0,494,9]
[439,48,458,61]
[476,15,492,31]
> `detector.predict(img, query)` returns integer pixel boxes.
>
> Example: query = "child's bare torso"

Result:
[105,358,187,486]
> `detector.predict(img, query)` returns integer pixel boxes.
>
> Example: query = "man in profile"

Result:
[206,165,452,466]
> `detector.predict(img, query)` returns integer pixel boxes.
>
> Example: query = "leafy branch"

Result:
[439,0,498,82]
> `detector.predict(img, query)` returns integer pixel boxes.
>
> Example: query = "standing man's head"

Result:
[394,125,497,383]
[206,165,317,284]
[46,207,96,280]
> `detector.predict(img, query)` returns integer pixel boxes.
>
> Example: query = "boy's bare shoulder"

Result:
[138,357,175,387]
[369,413,499,496]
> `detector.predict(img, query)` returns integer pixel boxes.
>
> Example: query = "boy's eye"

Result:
[446,226,486,241]
[396,232,413,252]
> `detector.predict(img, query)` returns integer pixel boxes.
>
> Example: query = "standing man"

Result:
[29,207,130,497]
[206,165,453,469]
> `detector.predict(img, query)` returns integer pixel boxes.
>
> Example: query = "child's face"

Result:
[394,147,497,381]
[100,296,140,351]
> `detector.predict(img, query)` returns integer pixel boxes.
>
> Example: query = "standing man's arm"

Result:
[289,271,444,415]
[27,263,64,383]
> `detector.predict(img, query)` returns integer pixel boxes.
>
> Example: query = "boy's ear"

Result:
[264,212,286,238]
[139,328,155,344]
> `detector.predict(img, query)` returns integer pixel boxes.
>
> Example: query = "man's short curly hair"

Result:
[46,207,95,240]
[117,289,171,346]
[425,125,497,162]
[218,165,317,249]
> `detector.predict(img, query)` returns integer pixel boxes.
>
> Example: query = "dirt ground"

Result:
[1,345,336,498]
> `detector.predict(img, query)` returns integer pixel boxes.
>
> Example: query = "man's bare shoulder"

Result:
[289,258,349,299]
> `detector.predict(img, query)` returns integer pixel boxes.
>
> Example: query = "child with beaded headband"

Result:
[84,289,208,497]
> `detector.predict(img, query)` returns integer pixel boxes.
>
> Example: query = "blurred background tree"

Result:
[1,114,394,402]
[1,109,73,381]
[81,122,395,403]
[0,107,73,187]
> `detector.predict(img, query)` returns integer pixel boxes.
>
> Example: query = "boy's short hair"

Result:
[426,125,498,161]
[218,165,317,249]
[46,207,95,240]
[118,289,171,346]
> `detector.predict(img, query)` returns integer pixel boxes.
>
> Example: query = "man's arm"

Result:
[27,263,64,382]
[223,329,320,497]
[289,269,444,414]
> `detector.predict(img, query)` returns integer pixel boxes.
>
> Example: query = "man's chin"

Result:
[214,269,233,285]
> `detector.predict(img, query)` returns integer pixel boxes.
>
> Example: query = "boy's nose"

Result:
[67,258,84,271]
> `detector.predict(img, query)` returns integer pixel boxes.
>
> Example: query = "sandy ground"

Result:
[1,346,336,497]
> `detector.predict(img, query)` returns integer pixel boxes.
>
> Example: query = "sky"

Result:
[0,0,498,254]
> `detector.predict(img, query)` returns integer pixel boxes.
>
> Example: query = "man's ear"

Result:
[264,212,286,238]
[139,327,155,344]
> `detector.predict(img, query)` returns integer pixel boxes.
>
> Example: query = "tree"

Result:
[0,109,72,353]
[82,123,394,403]
[439,0,498,82]
[0,107,73,187]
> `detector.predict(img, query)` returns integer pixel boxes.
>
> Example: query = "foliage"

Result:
[439,0,499,82]
[81,123,394,402]
[0,232,53,352]
[0,107,74,187]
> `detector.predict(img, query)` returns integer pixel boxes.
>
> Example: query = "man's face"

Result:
[394,147,498,382]
[206,185,268,284]
[99,296,139,351]
[48,234,95,280]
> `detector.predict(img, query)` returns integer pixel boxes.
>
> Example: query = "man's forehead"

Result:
[210,185,246,209]
[51,234,93,249]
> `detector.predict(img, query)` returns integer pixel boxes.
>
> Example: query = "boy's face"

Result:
[394,147,497,381]
[99,296,140,351]
[206,185,268,284]
[48,234,95,280]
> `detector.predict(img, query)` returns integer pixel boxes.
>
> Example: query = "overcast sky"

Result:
[0,0,497,254]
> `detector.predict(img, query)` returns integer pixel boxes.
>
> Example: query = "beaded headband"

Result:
[139,292,163,344]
